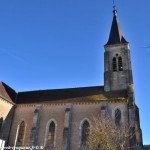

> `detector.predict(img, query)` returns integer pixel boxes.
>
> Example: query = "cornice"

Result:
[0,96,14,105]
[15,98,127,108]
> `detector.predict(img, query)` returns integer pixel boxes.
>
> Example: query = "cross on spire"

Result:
[112,0,117,16]
[113,0,115,6]
[113,0,116,7]
[105,1,128,45]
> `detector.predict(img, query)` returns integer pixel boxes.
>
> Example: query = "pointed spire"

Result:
[106,6,128,45]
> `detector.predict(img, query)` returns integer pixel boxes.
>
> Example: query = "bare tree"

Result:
[86,115,136,150]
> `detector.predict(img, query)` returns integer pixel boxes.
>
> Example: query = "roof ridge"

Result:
[18,85,104,93]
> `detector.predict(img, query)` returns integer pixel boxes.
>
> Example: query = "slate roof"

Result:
[106,7,128,45]
[0,81,17,104]
[0,81,128,104]
[16,86,127,104]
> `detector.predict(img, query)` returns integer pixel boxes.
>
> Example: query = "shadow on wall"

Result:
[0,106,15,146]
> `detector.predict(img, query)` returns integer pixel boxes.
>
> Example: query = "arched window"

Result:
[17,121,25,144]
[47,121,55,145]
[113,57,117,72]
[115,109,121,127]
[0,117,3,131]
[81,120,90,145]
[118,57,123,71]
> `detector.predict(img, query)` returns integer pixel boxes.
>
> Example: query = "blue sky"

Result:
[0,0,149,144]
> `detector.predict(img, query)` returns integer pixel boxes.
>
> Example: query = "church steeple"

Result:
[106,6,128,45]
[104,6,133,92]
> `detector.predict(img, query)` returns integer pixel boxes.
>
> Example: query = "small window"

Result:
[48,121,55,145]
[17,121,25,144]
[81,120,90,145]
[118,57,123,71]
[113,57,117,72]
[0,117,3,131]
[115,109,121,127]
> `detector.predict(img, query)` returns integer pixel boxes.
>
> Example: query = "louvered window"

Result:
[113,57,117,72]
[118,57,123,71]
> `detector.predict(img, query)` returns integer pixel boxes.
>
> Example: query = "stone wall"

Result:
[8,100,128,150]
[104,43,133,91]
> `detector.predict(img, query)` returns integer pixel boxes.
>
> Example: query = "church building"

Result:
[0,6,143,150]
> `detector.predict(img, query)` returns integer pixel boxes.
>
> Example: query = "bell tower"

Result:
[104,7,133,92]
